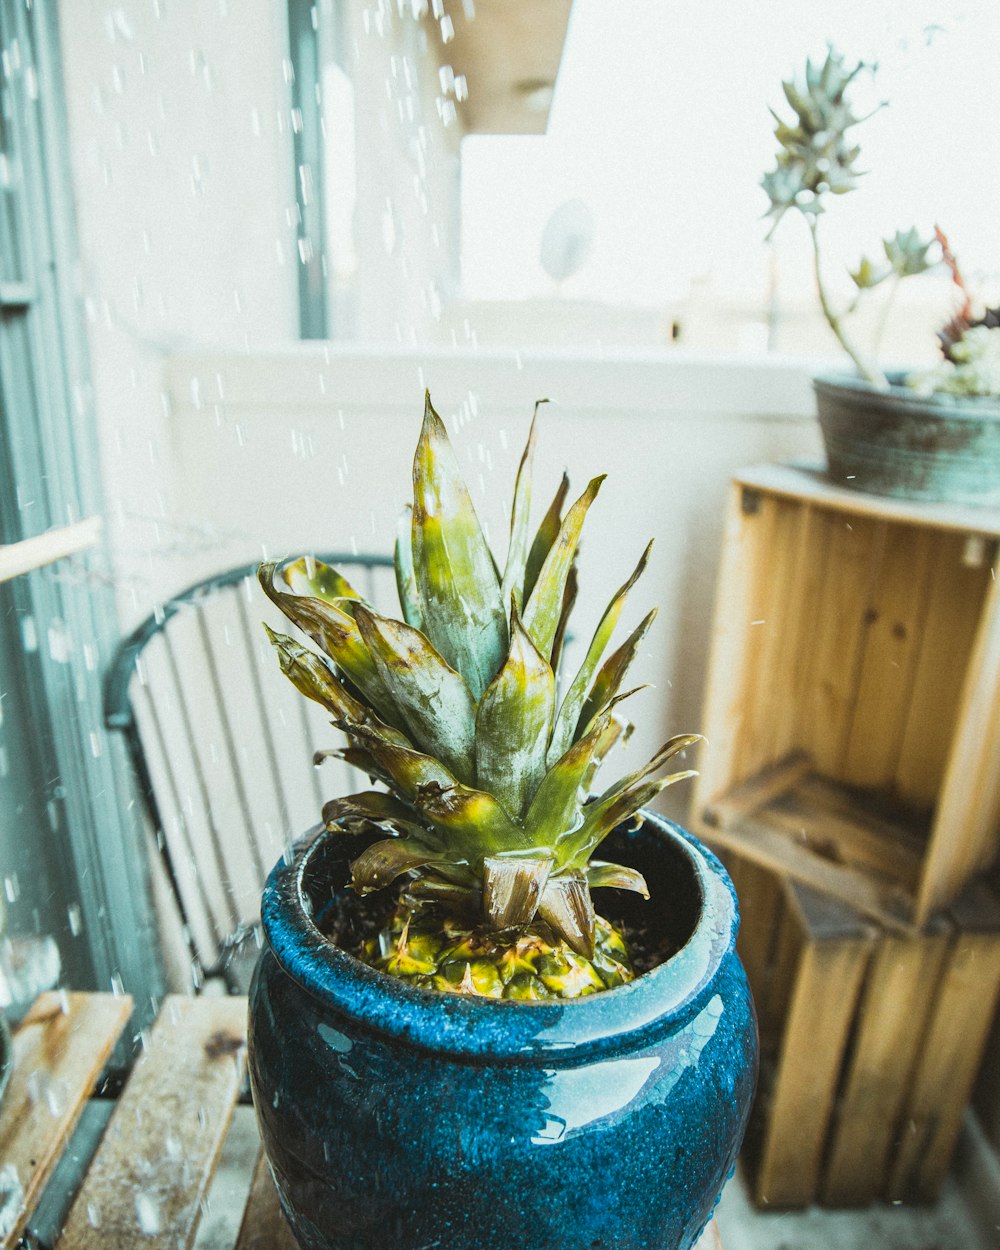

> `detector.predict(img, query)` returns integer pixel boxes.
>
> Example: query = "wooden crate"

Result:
[725,852,1000,1208]
[694,463,1000,930]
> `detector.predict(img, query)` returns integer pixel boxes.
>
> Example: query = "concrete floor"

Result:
[194,1106,995,1250]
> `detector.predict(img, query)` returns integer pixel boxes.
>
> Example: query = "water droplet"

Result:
[134,1191,162,1236]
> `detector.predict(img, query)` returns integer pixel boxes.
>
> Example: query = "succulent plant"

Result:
[259,394,700,1000]
[763,46,939,388]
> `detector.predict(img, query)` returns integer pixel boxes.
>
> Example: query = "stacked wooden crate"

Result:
[692,464,1000,1207]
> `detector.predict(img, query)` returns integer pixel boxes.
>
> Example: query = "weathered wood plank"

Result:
[893,532,992,810]
[234,1151,302,1250]
[55,995,246,1250]
[751,884,874,1209]
[693,483,778,818]
[887,886,1000,1202]
[0,992,132,1250]
[921,556,1000,923]
[821,927,950,1206]
[840,523,935,790]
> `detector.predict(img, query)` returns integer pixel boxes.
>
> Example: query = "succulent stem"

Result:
[809,218,889,389]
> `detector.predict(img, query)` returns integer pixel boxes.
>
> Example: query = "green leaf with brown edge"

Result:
[549,540,653,763]
[482,856,552,930]
[263,625,370,723]
[411,392,507,700]
[575,608,658,741]
[521,695,635,852]
[522,475,605,663]
[314,745,394,789]
[348,723,458,804]
[560,731,703,863]
[474,600,555,820]
[353,603,476,783]
[499,401,545,613]
[394,505,424,631]
[522,471,569,606]
[537,872,596,958]
[581,713,632,791]
[586,861,650,898]
[549,559,578,679]
[567,769,698,867]
[416,782,535,859]
[259,562,396,723]
[350,838,448,895]
[322,791,426,837]
[281,556,367,616]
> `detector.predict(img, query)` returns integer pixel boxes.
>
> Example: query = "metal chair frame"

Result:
[104,553,394,991]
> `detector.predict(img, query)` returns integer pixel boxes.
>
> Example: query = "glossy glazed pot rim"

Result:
[814,371,1000,419]
[259,811,738,1063]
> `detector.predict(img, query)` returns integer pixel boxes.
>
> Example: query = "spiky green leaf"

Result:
[475,601,556,819]
[417,783,534,859]
[353,604,476,782]
[499,402,545,613]
[523,475,604,662]
[411,392,507,699]
[586,861,650,898]
[550,541,653,762]
[562,733,703,864]
[259,563,394,721]
[322,791,423,835]
[263,626,369,723]
[281,557,367,614]
[576,608,657,740]
[394,505,423,630]
[523,471,569,605]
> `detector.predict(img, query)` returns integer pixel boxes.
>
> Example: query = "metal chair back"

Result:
[104,554,396,990]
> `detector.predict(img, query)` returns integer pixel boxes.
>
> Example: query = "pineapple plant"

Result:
[259,393,700,1001]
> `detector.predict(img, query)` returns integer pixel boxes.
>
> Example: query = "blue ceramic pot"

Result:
[248,812,758,1250]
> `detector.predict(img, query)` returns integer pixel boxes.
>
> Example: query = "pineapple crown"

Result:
[259,393,700,957]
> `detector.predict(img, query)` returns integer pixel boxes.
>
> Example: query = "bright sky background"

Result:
[461,0,1000,307]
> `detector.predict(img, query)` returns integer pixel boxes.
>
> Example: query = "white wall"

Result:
[58,0,299,616]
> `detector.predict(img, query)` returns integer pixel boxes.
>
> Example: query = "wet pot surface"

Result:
[248,813,758,1250]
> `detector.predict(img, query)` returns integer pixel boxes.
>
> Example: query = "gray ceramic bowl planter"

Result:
[248,811,759,1250]
[814,373,1000,505]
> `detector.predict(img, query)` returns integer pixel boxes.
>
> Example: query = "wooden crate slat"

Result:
[750,884,875,1209]
[799,513,886,779]
[887,888,1000,1203]
[693,483,780,817]
[735,499,815,779]
[234,1151,298,1250]
[705,753,811,832]
[766,785,924,894]
[821,928,951,1206]
[725,853,783,1036]
[55,995,246,1250]
[0,992,132,1250]
[706,813,915,934]
[840,523,936,790]
[732,464,1000,538]
[893,532,993,809]
[921,559,1000,923]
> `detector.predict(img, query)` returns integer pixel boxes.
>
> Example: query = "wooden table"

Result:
[0,993,723,1249]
